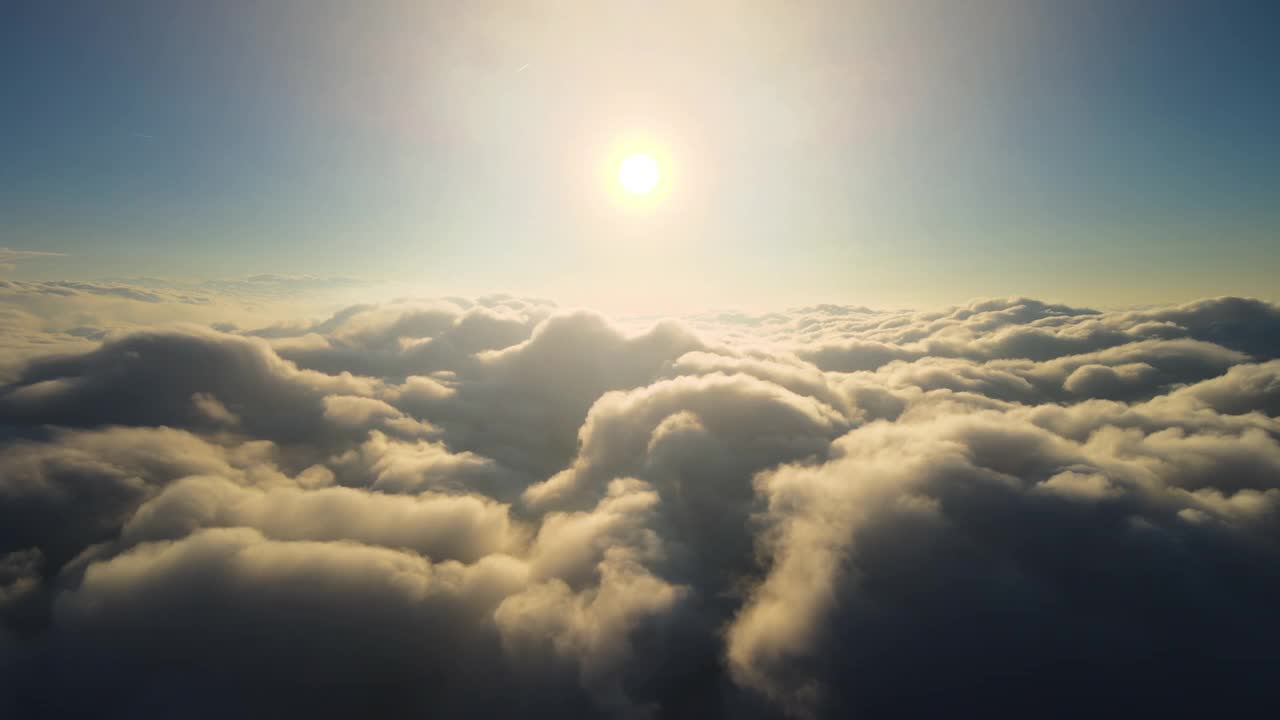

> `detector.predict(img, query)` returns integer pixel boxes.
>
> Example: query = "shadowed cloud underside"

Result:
[1,288,1279,718]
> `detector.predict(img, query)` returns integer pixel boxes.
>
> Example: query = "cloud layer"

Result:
[2,290,1279,718]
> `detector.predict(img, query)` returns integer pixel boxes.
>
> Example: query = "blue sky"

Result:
[2,1,1277,310]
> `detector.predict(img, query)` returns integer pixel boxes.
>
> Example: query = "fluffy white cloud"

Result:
[2,291,1279,718]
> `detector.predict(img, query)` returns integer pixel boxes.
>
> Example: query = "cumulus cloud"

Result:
[2,292,1279,717]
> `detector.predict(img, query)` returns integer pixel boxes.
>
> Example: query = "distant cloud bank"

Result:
[2,288,1279,717]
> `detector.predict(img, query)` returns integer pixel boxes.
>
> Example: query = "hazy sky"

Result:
[5,6,1280,714]
[3,1,1277,310]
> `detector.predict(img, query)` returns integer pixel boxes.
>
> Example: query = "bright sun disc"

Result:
[618,153,660,195]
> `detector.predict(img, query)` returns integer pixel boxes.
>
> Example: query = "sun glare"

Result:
[618,153,660,195]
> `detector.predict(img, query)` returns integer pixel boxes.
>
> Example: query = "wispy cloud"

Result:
[0,248,66,263]
[0,247,66,272]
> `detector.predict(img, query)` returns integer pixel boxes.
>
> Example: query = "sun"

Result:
[618,152,660,195]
